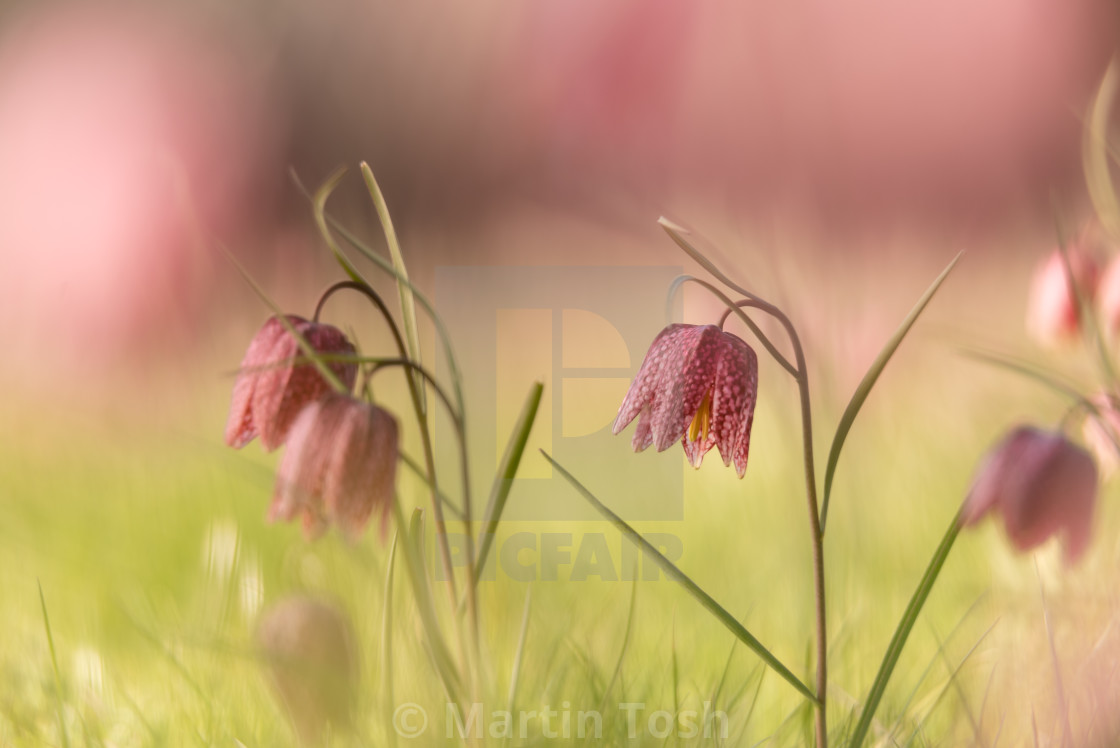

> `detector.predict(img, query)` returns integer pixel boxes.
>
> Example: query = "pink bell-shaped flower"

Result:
[1026,245,1099,347]
[270,392,399,540]
[962,425,1098,564]
[613,323,758,477]
[225,315,358,451]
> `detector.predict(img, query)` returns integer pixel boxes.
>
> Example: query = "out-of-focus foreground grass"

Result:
[2,231,1118,748]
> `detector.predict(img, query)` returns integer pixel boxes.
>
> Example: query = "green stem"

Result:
[317,281,461,604]
[719,300,828,747]
[370,358,480,669]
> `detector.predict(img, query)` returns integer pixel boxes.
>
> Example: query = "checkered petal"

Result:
[617,323,760,479]
[225,315,358,452]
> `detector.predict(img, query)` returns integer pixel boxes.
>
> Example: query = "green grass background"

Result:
[3,239,1119,747]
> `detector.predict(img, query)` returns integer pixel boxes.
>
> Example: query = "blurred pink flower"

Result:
[962,425,1098,564]
[1098,254,1120,338]
[225,316,358,451]
[1026,245,1100,346]
[613,323,758,477]
[1082,393,1120,478]
[270,392,399,540]
[257,596,356,743]
[0,4,284,374]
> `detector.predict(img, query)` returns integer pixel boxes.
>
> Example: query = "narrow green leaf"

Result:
[311,168,365,284]
[849,511,962,748]
[392,504,461,703]
[543,451,819,705]
[380,532,399,734]
[475,382,544,583]
[820,252,962,533]
[39,582,71,748]
[291,171,466,416]
[361,163,425,413]
[506,586,532,717]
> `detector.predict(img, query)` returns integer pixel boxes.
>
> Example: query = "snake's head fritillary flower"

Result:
[613,323,758,478]
[1026,245,1100,346]
[225,315,358,451]
[962,425,1098,565]
[1082,393,1120,479]
[257,596,357,744]
[270,392,399,541]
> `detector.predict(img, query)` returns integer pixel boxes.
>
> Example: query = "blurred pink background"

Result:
[0,0,1116,383]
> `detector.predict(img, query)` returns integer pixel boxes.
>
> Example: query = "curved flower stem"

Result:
[661,217,826,744]
[315,282,466,621]
[668,275,798,378]
[725,298,828,748]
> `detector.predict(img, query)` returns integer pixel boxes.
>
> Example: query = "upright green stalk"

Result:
[772,309,829,748]
[662,217,829,747]
[717,299,828,747]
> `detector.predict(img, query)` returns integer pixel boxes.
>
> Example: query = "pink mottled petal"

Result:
[649,325,722,451]
[961,427,1035,527]
[362,409,400,541]
[730,407,755,479]
[709,333,758,477]
[614,324,689,435]
[224,375,259,449]
[631,407,655,452]
[269,399,323,523]
[322,398,368,536]
[1007,435,1096,560]
[306,324,359,394]
[320,399,399,541]
[681,429,715,468]
[224,316,290,448]
[253,319,357,451]
[252,330,303,451]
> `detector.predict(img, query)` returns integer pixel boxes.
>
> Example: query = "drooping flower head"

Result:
[613,323,758,478]
[270,392,399,540]
[962,425,1098,564]
[257,596,357,744]
[1026,243,1100,347]
[225,315,358,451]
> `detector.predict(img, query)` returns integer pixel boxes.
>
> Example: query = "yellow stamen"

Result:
[689,391,712,443]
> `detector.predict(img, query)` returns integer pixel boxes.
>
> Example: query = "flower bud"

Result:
[225,315,358,451]
[962,426,1097,564]
[257,596,356,744]
[270,392,399,540]
[1026,245,1099,347]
